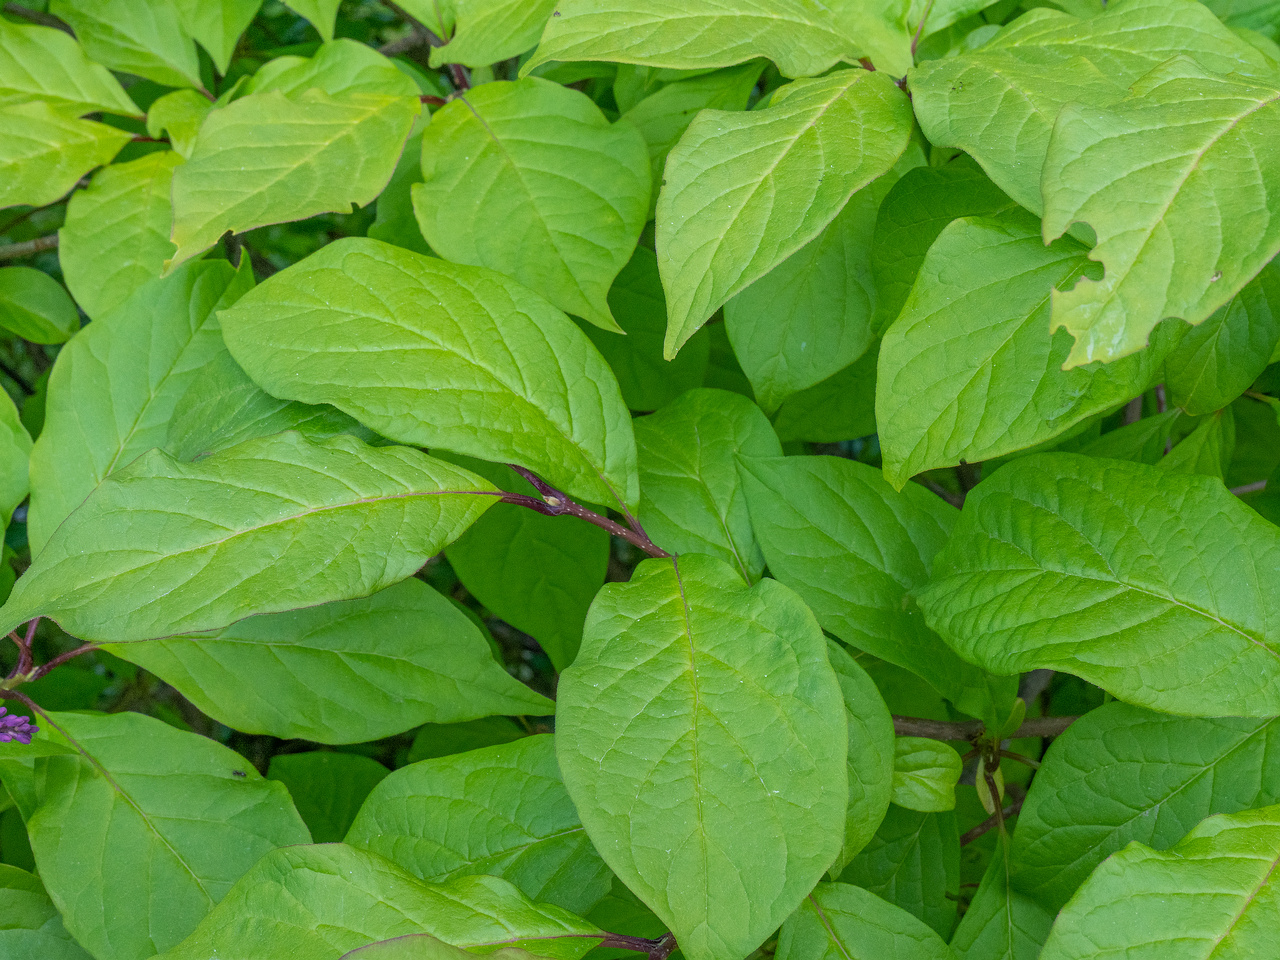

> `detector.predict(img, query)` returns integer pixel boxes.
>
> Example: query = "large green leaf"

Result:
[657,69,912,357]
[0,864,91,960]
[522,0,875,79]
[917,453,1280,717]
[445,460,608,671]
[171,0,262,73]
[283,0,342,40]
[268,752,389,843]
[1160,408,1235,479]
[726,146,919,413]
[777,882,953,960]
[772,345,879,443]
[0,19,138,116]
[1,433,497,642]
[621,61,764,217]
[0,265,79,343]
[1039,805,1280,960]
[1165,259,1280,415]
[582,246,710,412]
[739,454,1017,723]
[59,150,182,320]
[219,237,639,509]
[430,0,557,67]
[828,641,895,875]
[244,39,420,99]
[164,349,367,462]
[1010,702,1280,911]
[49,0,202,88]
[557,553,847,960]
[1043,59,1280,366]
[115,578,552,743]
[27,259,253,555]
[870,157,1015,332]
[949,839,1052,960]
[891,739,962,813]
[633,388,781,582]
[347,736,612,915]
[0,389,31,530]
[909,0,1272,214]
[837,806,960,937]
[28,710,309,960]
[876,215,1177,486]
[0,101,129,209]
[169,90,419,266]
[155,844,603,960]
[412,78,648,332]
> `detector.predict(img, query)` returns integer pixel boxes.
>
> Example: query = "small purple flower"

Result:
[0,707,37,745]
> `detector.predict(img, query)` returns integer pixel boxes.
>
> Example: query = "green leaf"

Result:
[171,0,262,73]
[1159,409,1235,479]
[1074,409,1180,464]
[368,124,432,255]
[155,844,603,960]
[837,806,960,937]
[412,78,649,332]
[870,157,1015,332]
[634,388,782,582]
[0,266,78,343]
[2,432,498,642]
[726,145,921,412]
[169,90,419,267]
[445,461,608,671]
[827,641,895,875]
[582,245,710,412]
[58,150,182,320]
[522,0,864,80]
[49,0,202,89]
[283,0,342,41]
[430,0,557,67]
[268,752,388,843]
[0,389,31,530]
[891,739,962,813]
[738,454,1017,722]
[27,259,252,554]
[0,18,139,116]
[917,453,1280,717]
[556,553,847,960]
[876,214,1178,486]
[949,839,1052,960]
[1039,805,1280,960]
[408,717,528,763]
[114,577,552,743]
[146,90,212,158]
[0,864,92,960]
[1165,259,1280,415]
[657,69,912,357]
[908,0,1272,214]
[1044,59,1280,366]
[621,61,764,217]
[777,882,953,960]
[346,736,612,915]
[1010,702,1280,911]
[219,237,639,510]
[772,345,878,444]
[245,39,421,99]
[0,101,129,210]
[164,349,368,462]
[28,710,310,960]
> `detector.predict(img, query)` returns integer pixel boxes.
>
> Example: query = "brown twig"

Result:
[910,0,938,56]
[961,793,1025,846]
[0,234,57,260]
[1232,480,1267,496]
[892,714,1077,742]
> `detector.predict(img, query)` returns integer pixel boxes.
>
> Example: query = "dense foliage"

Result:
[1,0,1279,957]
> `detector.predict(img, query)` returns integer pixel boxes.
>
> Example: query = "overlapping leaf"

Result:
[777,883,953,960]
[28,710,310,960]
[657,69,912,357]
[1,433,498,642]
[413,78,649,332]
[268,752,389,843]
[347,736,611,914]
[172,0,262,73]
[244,39,420,98]
[49,0,202,89]
[430,0,558,67]
[219,238,638,508]
[0,19,139,116]
[918,453,1280,717]
[557,554,847,960]
[0,865,90,960]
[117,578,552,743]
[0,266,79,343]
[0,102,129,209]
